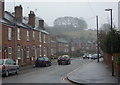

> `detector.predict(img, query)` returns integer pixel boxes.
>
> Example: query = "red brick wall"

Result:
[2,18,49,66]
[0,23,2,59]
[104,53,120,76]
[0,0,4,18]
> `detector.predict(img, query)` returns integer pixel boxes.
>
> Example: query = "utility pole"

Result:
[96,16,99,63]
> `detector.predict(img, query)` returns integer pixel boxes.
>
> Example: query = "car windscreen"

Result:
[60,56,69,59]
[44,57,49,61]
[37,58,44,61]
[0,59,3,65]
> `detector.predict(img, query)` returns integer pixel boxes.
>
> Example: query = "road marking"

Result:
[60,60,92,83]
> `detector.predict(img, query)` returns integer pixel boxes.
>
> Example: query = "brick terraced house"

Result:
[0,1,50,66]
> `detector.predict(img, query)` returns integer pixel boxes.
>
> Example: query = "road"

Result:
[2,58,92,84]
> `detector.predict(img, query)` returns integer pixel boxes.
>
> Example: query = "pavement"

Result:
[67,58,119,85]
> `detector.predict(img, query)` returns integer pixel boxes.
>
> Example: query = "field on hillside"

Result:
[62,29,97,40]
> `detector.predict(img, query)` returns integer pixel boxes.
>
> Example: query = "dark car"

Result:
[35,57,51,67]
[0,58,19,77]
[91,54,102,59]
[57,55,71,65]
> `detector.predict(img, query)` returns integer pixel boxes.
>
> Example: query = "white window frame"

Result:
[43,34,46,43]
[17,28,20,40]
[39,32,41,42]
[8,47,12,55]
[8,47,12,58]
[27,31,30,41]
[44,47,47,57]
[17,45,21,59]
[39,45,42,57]
[27,47,30,58]
[8,28,12,40]
[33,31,35,40]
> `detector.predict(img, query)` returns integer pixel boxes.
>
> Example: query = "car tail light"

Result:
[2,65,6,69]
[44,61,47,63]
[65,59,68,60]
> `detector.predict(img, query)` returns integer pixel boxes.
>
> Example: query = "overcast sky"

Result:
[5,0,118,29]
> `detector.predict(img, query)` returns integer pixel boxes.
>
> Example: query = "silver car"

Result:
[0,58,19,77]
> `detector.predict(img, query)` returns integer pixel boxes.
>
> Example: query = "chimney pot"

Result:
[15,5,23,22]
[28,10,35,27]
[39,20,45,30]
[0,0,4,18]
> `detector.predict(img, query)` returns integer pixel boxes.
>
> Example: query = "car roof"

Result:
[0,58,12,60]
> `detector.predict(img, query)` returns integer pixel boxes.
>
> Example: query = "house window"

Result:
[39,32,41,42]
[27,47,29,58]
[17,45,21,59]
[0,47,2,57]
[33,31,35,40]
[8,47,12,58]
[17,28,20,40]
[8,28,12,40]
[39,45,42,57]
[27,31,29,41]
[44,47,47,57]
[33,46,36,57]
[43,34,46,43]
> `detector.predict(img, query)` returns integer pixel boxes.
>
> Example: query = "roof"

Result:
[1,11,49,34]
[57,38,69,43]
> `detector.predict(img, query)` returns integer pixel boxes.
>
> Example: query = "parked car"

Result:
[88,54,92,59]
[91,54,102,59]
[91,54,97,59]
[83,54,89,59]
[0,58,19,77]
[35,57,51,67]
[57,55,71,65]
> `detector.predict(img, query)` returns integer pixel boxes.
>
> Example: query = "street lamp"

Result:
[105,8,113,30]
[105,8,114,76]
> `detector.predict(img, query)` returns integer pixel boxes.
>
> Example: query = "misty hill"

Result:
[46,26,97,41]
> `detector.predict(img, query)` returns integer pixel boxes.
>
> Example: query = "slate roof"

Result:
[1,11,49,34]
[57,38,69,44]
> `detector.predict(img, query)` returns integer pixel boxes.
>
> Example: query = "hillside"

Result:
[63,29,97,40]
[46,26,97,41]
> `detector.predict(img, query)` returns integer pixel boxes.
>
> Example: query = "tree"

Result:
[99,29,120,53]
[53,16,88,30]
[100,23,111,33]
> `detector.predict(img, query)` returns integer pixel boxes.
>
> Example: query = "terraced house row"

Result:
[0,1,50,66]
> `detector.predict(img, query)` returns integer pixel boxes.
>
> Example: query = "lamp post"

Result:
[105,8,113,30]
[105,8,114,76]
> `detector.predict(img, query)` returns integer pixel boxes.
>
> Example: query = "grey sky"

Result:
[5,1,118,29]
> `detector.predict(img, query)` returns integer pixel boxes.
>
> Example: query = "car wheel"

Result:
[58,63,60,65]
[15,69,19,74]
[45,63,48,67]
[5,70,9,77]
[49,63,51,66]
[69,62,71,65]
[35,64,38,67]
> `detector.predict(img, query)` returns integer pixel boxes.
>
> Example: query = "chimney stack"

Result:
[28,11,35,27]
[15,5,23,22]
[39,20,45,30]
[0,0,4,18]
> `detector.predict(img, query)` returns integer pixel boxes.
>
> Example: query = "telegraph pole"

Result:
[96,16,99,63]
